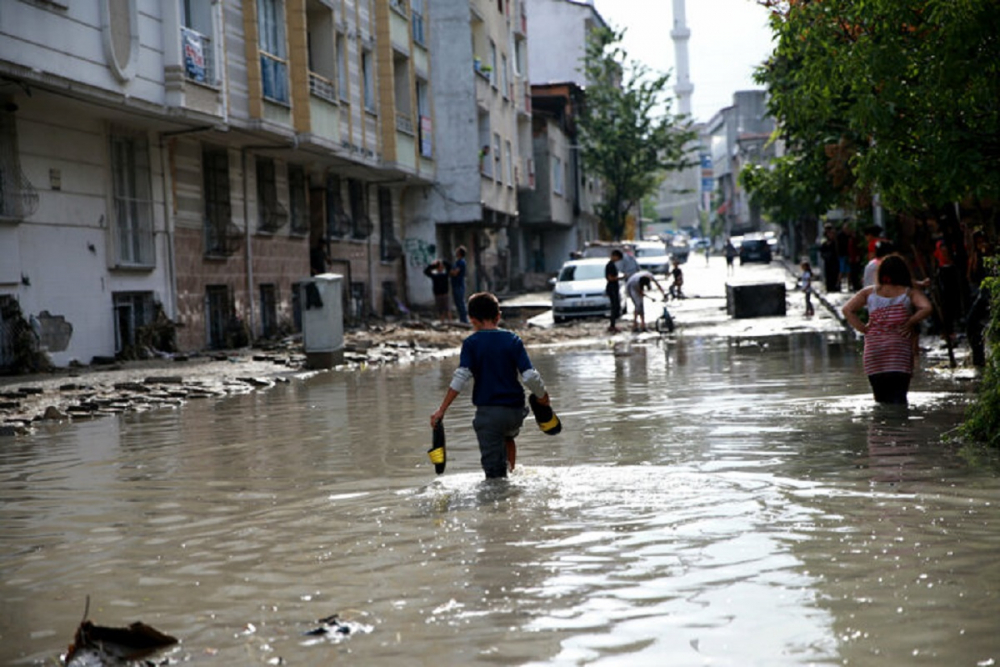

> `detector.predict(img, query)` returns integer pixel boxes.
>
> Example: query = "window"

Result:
[489,40,497,87]
[394,53,412,122]
[306,0,336,102]
[258,0,288,103]
[0,110,36,220]
[287,164,308,235]
[181,0,215,83]
[411,4,425,46]
[493,133,502,182]
[256,156,286,233]
[109,130,155,266]
[336,32,348,101]
[505,140,513,186]
[552,155,564,195]
[378,187,402,261]
[501,54,508,98]
[362,50,376,112]
[348,178,369,238]
[202,146,233,256]
[478,111,491,176]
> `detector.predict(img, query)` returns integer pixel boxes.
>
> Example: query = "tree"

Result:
[578,27,695,241]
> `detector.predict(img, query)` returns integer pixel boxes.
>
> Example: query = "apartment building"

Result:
[416,0,531,299]
[0,0,435,367]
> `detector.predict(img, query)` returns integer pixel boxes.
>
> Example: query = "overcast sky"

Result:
[591,0,776,122]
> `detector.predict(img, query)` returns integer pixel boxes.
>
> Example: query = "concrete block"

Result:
[727,282,787,319]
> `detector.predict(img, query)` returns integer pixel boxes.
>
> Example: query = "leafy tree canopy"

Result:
[754,0,1000,214]
[578,27,696,241]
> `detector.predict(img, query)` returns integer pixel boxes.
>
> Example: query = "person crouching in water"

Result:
[429,292,552,478]
[625,270,666,333]
[841,254,933,404]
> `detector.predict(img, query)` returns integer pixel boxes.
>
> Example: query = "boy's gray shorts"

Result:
[473,405,529,478]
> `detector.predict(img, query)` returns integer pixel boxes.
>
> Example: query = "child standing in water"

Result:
[800,260,815,317]
[430,292,552,478]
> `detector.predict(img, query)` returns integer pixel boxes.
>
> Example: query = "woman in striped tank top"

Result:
[842,254,933,404]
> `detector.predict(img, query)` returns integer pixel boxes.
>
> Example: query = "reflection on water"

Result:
[1,333,997,666]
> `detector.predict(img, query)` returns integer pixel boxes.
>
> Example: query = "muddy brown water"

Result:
[2,333,998,666]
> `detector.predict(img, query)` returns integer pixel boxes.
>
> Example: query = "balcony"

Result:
[181,26,216,85]
[309,71,338,104]
[395,112,415,135]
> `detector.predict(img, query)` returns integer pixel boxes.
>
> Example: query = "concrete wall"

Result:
[525,0,595,86]
[1,92,171,366]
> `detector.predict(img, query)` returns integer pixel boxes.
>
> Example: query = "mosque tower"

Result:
[670,0,694,117]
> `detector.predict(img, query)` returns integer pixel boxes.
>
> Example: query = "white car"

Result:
[551,258,611,324]
[632,240,672,274]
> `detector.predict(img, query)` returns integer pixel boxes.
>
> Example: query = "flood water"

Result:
[2,333,998,666]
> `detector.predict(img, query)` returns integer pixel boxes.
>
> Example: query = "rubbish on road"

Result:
[726,282,787,318]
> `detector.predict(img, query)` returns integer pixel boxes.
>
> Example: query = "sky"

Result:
[591,0,776,123]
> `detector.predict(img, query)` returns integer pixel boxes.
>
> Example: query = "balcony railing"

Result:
[181,26,215,85]
[309,71,338,104]
[395,112,414,135]
[260,51,289,104]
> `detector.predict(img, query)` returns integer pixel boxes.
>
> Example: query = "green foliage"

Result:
[756,0,1000,213]
[960,261,1000,448]
[577,27,696,241]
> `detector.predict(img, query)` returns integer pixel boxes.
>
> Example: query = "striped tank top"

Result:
[863,289,914,375]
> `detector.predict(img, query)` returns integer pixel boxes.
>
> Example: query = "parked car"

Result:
[580,240,634,259]
[551,258,611,323]
[739,234,772,264]
[668,235,691,264]
[632,240,672,274]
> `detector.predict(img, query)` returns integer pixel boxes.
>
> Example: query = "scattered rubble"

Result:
[0,316,609,436]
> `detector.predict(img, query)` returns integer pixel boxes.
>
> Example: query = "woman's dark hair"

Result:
[877,254,912,287]
[467,292,500,321]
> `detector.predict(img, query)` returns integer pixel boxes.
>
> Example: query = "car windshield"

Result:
[559,263,605,281]
[634,245,667,257]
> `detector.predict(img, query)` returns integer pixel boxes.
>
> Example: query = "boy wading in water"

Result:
[430,292,552,478]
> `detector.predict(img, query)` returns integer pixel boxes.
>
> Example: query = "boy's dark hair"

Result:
[639,276,651,289]
[611,249,623,260]
[865,225,883,237]
[877,254,912,287]
[467,292,500,321]
[456,245,467,258]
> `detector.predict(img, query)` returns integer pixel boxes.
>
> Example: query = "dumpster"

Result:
[726,282,787,319]
[300,273,344,369]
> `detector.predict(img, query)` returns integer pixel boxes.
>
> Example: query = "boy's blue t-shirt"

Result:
[459,329,533,407]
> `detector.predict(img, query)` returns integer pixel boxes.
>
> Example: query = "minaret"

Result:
[670,0,694,117]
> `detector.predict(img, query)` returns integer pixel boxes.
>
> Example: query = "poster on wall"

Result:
[182,27,206,83]
[419,115,433,158]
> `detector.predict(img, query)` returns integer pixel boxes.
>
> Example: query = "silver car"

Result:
[551,258,611,323]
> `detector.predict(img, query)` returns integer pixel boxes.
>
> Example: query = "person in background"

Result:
[605,249,623,333]
[310,237,329,276]
[842,254,933,404]
[616,247,640,315]
[819,224,841,292]
[450,246,469,324]
[669,258,684,300]
[800,260,815,317]
[966,230,992,366]
[430,292,552,479]
[424,259,452,321]
[625,270,666,333]
[863,240,895,287]
[724,238,738,275]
